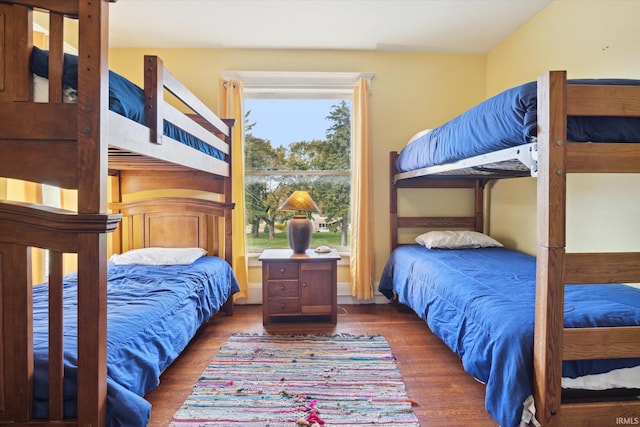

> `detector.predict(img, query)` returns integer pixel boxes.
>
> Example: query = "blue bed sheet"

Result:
[378,245,640,427]
[29,46,224,160]
[396,79,640,173]
[32,256,240,427]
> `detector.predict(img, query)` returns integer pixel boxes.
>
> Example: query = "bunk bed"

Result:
[0,1,237,426]
[380,71,640,427]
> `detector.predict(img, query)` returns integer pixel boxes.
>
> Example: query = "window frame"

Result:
[224,71,373,253]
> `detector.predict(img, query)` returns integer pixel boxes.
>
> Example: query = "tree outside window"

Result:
[244,99,351,252]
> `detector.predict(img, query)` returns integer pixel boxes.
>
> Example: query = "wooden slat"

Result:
[164,101,229,154]
[8,1,79,16]
[390,152,399,249]
[567,84,640,116]
[394,176,483,189]
[0,243,33,422]
[565,252,640,284]
[473,180,483,232]
[144,55,163,144]
[0,201,121,252]
[560,400,640,427]
[0,103,77,139]
[397,216,477,229]
[566,142,640,173]
[159,59,230,136]
[47,12,64,103]
[118,170,225,194]
[0,10,5,92]
[0,140,77,189]
[563,326,640,360]
[0,3,31,103]
[48,251,64,421]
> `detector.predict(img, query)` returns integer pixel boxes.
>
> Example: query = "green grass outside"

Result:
[247,231,344,250]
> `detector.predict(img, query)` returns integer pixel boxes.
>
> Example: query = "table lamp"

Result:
[278,190,321,254]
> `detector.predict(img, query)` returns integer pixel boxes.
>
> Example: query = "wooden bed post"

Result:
[222,118,235,267]
[144,55,164,144]
[0,243,32,422]
[533,70,567,427]
[390,151,399,250]
[222,118,235,315]
[474,179,484,233]
[76,1,111,426]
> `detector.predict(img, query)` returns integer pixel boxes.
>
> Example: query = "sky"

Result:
[244,99,343,148]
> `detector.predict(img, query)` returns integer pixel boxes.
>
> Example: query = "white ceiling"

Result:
[109,0,552,54]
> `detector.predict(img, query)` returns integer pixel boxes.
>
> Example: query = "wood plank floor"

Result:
[145,303,497,426]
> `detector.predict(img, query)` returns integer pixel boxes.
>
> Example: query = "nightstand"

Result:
[259,248,341,324]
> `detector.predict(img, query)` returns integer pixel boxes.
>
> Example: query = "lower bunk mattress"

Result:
[378,245,640,427]
[32,256,240,427]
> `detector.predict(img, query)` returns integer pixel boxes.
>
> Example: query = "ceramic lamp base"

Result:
[287,215,313,254]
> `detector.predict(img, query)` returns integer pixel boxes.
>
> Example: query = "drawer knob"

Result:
[280,268,285,274]
[302,282,307,288]
[281,302,286,309]
[280,284,286,291]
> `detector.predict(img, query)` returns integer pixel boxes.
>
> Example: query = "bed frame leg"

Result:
[223,297,234,316]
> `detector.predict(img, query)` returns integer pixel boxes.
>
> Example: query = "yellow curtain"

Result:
[218,79,248,299]
[350,77,374,299]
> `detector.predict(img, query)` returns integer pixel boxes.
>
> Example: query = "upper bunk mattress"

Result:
[30,46,224,160]
[32,256,240,427]
[378,245,640,427]
[395,79,640,173]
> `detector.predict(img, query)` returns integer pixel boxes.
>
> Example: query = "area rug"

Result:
[169,333,420,426]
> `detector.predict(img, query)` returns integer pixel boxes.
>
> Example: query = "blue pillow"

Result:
[30,46,78,89]
[30,46,146,125]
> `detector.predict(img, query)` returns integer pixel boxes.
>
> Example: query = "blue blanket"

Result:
[396,79,640,173]
[32,256,240,426]
[378,245,640,427]
[30,46,224,160]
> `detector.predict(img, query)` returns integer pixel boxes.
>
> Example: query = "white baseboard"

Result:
[234,281,388,305]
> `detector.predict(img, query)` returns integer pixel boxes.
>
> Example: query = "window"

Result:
[219,71,373,253]
[244,97,351,252]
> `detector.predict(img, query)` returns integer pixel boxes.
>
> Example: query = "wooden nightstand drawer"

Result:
[266,263,299,280]
[259,248,340,324]
[266,281,299,298]
[267,298,299,314]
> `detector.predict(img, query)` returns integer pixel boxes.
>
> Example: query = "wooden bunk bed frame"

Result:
[0,1,235,426]
[390,71,640,426]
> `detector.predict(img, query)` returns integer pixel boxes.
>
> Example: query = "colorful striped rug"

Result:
[169,334,420,426]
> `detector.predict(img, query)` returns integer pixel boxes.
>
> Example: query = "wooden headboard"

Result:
[110,197,234,261]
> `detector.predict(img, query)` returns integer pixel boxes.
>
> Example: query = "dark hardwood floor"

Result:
[145,303,497,426]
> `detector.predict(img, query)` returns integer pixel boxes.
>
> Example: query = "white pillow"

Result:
[109,247,207,265]
[33,74,79,104]
[406,129,432,145]
[415,230,503,249]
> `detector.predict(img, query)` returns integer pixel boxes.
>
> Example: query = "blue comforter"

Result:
[378,245,640,427]
[396,79,640,173]
[29,46,224,160]
[32,256,240,426]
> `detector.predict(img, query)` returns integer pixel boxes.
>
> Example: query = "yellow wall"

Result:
[485,0,640,254]
[109,48,487,283]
